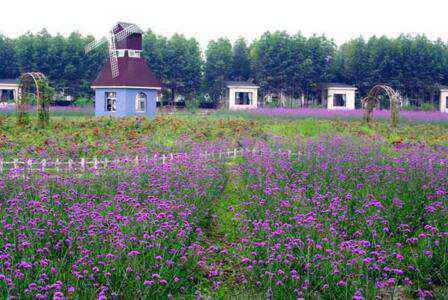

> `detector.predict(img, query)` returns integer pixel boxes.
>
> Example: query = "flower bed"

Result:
[1,134,447,298]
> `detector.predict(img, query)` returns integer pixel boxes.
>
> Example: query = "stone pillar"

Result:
[440,89,448,113]
[327,89,334,109]
[13,88,19,102]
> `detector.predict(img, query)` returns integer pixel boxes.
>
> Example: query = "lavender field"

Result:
[0,112,447,299]
[246,108,448,123]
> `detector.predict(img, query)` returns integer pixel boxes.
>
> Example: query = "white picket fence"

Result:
[0,147,291,175]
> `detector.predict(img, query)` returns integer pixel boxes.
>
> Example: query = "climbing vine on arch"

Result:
[361,85,401,128]
[16,72,55,127]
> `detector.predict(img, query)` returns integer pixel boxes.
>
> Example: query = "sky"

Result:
[1,0,447,49]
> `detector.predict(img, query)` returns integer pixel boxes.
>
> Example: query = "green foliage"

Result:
[231,38,252,81]
[37,77,54,127]
[205,38,233,104]
[251,31,336,102]
[10,30,107,97]
[185,95,201,113]
[142,31,202,105]
[0,34,18,78]
[16,75,55,127]
[402,103,437,111]
[2,28,448,108]
[334,34,448,102]
[420,102,437,111]
[73,97,94,107]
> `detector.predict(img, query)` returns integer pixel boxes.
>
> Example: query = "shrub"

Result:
[73,97,94,107]
[420,102,436,111]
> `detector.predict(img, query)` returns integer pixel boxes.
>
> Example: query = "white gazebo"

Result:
[323,83,357,110]
[440,86,448,113]
[0,79,19,103]
[226,81,259,110]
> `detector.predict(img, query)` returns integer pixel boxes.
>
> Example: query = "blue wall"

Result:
[94,88,157,118]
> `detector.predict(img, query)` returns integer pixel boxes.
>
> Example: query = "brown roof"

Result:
[92,56,162,88]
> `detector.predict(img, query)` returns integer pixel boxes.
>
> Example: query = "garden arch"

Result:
[16,72,53,126]
[361,85,401,128]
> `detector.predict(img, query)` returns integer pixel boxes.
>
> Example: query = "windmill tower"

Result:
[87,22,161,118]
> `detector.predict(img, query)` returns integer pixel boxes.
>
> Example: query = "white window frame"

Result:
[128,50,141,58]
[105,92,117,112]
[117,50,125,58]
[333,93,347,107]
[235,91,253,105]
[135,92,147,113]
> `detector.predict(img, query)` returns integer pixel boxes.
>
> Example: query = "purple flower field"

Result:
[1,131,447,299]
[0,104,94,117]
[247,108,448,123]
[2,104,448,124]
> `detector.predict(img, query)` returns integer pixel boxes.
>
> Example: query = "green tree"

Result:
[251,31,292,103]
[164,34,202,104]
[205,38,233,103]
[142,29,169,84]
[304,35,336,101]
[334,37,372,96]
[231,38,252,81]
[0,35,18,78]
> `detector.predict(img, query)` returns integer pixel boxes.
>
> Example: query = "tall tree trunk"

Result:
[171,89,176,107]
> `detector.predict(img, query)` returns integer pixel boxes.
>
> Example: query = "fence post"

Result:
[103,157,108,168]
[80,158,86,171]
[233,148,237,158]
[27,158,32,170]
[93,157,98,169]
[68,159,73,170]
[41,159,47,172]
[13,159,18,170]
[0,159,3,174]
[134,156,139,166]
[55,158,60,172]
[162,155,166,165]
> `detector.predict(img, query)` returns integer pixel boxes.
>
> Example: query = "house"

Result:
[0,79,19,103]
[90,22,162,117]
[225,81,259,110]
[440,86,448,113]
[322,83,357,110]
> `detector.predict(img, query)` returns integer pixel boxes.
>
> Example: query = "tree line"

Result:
[1,29,448,106]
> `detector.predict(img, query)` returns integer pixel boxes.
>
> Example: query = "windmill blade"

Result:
[108,33,120,78]
[114,24,140,42]
[85,37,107,54]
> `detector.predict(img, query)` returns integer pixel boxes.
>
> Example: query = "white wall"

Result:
[228,86,258,110]
[440,89,448,113]
[326,87,356,110]
[0,85,19,102]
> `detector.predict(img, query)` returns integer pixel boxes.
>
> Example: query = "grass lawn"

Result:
[0,110,447,299]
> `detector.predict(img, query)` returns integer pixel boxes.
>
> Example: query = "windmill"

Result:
[85,23,142,78]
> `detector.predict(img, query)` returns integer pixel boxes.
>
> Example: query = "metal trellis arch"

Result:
[361,85,401,128]
[16,72,51,126]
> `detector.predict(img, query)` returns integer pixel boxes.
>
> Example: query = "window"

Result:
[135,92,147,113]
[446,96,448,109]
[333,94,346,107]
[117,50,125,58]
[105,92,116,112]
[235,92,253,105]
[128,50,141,58]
